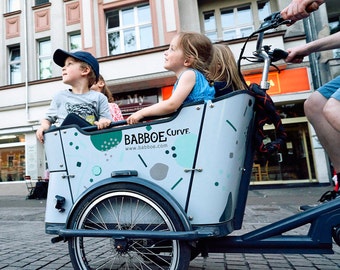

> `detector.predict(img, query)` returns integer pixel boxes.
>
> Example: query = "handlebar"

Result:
[238,12,290,90]
[254,12,291,35]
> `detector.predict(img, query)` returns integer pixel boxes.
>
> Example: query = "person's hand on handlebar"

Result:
[284,44,309,64]
[281,0,324,24]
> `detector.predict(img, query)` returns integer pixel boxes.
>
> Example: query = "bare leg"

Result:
[304,92,340,172]
[323,98,340,132]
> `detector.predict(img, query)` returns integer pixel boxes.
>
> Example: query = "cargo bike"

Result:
[44,12,340,269]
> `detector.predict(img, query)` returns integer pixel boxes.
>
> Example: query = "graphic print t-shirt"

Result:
[45,89,112,126]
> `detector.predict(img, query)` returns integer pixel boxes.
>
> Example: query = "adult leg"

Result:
[304,92,340,172]
[323,98,340,133]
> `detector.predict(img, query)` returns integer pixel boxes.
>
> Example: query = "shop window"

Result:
[7,0,20,12]
[113,88,158,116]
[20,155,25,167]
[259,123,315,182]
[38,39,52,79]
[276,102,306,119]
[69,32,82,52]
[252,101,316,183]
[106,4,153,55]
[8,156,14,167]
[9,45,21,84]
[0,142,26,182]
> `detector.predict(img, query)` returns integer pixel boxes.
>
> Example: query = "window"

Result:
[329,19,340,58]
[106,4,153,55]
[9,46,21,84]
[221,5,253,40]
[329,20,340,34]
[8,156,14,168]
[328,9,340,58]
[20,155,25,167]
[69,32,82,52]
[35,0,49,5]
[333,48,340,58]
[203,11,218,42]
[38,39,52,79]
[0,146,26,182]
[7,0,20,12]
[202,1,272,42]
[258,0,271,22]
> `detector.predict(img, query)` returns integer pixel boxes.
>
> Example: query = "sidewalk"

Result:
[0,184,339,269]
[0,181,28,196]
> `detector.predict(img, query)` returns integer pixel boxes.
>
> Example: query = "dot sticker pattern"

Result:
[165,146,177,158]
[90,131,123,151]
[92,166,102,176]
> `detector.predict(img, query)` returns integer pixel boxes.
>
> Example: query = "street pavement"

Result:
[0,184,340,269]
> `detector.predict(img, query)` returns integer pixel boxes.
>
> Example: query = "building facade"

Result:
[0,0,339,185]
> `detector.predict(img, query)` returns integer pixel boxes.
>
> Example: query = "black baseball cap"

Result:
[53,49,99,81]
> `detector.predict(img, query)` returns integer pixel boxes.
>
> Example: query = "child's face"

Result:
[61,57,88,85]
[163,35,186,73]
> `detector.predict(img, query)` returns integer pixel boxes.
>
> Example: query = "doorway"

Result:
[253,122,316,183]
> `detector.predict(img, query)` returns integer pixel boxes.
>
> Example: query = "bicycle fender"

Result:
[66,176,192,232]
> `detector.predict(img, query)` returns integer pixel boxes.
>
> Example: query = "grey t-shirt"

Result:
[45,89,112,126]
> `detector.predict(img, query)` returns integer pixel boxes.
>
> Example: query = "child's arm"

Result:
[127,69,195,124]
[95,94,113,129]
[36,119,52,143]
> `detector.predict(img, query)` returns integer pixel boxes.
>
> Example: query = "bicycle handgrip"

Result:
[270,49,289,62]
[306,2,320,13]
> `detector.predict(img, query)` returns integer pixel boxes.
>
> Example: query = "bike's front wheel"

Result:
[68,183,191,270]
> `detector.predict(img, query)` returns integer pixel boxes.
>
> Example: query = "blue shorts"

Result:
[318,75,340,100]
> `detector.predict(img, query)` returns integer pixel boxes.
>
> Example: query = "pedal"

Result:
[51,236,65,243]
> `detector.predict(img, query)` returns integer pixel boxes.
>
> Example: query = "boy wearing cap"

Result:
[36,49,112,143]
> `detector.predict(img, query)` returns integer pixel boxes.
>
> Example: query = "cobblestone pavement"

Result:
[0,185,340,269]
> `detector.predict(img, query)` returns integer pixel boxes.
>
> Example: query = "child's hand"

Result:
[126,111,143,125]
[36,127,45,143]
[36,120,51,143]
[95,118,112,129]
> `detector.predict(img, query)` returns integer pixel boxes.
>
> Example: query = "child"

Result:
[126,32,215,124]
[36,49,112,143]
[91,74,124,121]
[209,44,247,97]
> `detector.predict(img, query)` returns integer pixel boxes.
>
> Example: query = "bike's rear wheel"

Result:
[68,183,191,269]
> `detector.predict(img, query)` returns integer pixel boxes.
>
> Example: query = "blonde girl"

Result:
[127,32,215,124]
[209,44,247,97]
